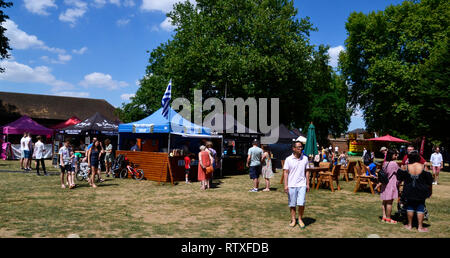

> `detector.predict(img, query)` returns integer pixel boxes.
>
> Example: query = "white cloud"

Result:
[72,46,88,55]
[352,108,364,118]
[58,54,72,62]
[123,0,135,7]
[93,0,107,8]
[0,60,73,90]
[41,54,72,64]
[93,0,125,8]
[2,20,66,54]
[160,17,175,31]
[117,18,130,27]
[328,45,345,68]
[24,0,57,16]
[59,0,88,26]
[141,0,195,13]
[109,0,121,6]
[120,93,135,101]
[3,19,45,50]
[79,72,129,90]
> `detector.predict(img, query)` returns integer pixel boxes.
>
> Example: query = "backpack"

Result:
[363,151,371,165]
[378,162,391,184]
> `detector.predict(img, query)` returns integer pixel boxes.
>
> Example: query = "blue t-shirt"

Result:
[248,146,263,167]
[366,163,377,177]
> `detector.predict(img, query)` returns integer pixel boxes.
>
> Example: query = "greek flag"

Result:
[161,79,172,119]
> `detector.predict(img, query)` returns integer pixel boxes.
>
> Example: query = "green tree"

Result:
[138,0,316,126]
[305,45,352,145]
[0,0,13,72]
[119,0,351,140]
[339,0,450,145]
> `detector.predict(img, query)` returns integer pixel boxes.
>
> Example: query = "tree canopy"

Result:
[0,0,13,72]
[118,0,351,143]
[339,0,450,145]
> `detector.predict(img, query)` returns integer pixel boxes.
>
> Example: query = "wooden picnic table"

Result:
[307,167,330,190]
[279,165,329,190]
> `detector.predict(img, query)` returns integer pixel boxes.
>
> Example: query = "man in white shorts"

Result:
[283,141,310,229]
[430,147,443,185]
[19,132,27,170]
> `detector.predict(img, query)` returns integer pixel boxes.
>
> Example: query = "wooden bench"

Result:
[353,161,376,195]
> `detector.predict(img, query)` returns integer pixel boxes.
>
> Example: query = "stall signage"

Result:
[132,124,154,133]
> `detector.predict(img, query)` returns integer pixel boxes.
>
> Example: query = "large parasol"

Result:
[366,134,409,143]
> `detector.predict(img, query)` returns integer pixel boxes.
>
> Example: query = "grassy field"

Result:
[0,159,449,238]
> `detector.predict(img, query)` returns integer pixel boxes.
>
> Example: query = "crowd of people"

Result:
[16,131,445,232]
[243,139,440,233]
[18,133,115,189]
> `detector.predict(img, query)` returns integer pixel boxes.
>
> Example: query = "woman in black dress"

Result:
[87,140,101,188]
[397,151,433,232]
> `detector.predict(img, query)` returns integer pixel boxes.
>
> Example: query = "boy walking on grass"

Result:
[283,141,310,228]
[59,140,71,188]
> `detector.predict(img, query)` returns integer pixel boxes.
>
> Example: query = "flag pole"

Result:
[167,108,171,154]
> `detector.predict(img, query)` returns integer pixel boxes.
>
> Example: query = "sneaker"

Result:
[249,188,258,192]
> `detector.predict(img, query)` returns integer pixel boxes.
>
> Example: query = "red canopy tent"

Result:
[50,116,82,130]
[1,115,54,137]
[367,134,409,143]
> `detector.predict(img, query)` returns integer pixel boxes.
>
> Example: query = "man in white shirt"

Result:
[26,133,33,170]
[21,132,32,171]
[19,132,27,170]
[283,141,310,228]
[430,147,443,185]
[34,136,47,176]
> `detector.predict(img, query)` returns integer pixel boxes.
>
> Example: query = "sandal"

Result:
[289,219,297,227]
[298,220,306,229]
[384,218,397,224]
[418,227,429,233]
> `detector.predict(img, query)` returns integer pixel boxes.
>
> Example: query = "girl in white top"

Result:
[430,147,443,185]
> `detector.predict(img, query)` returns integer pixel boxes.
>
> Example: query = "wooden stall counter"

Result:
[116,151,197,184]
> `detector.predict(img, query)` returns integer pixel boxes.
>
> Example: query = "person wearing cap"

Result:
[380,147,388,162]
[247,139,263,192]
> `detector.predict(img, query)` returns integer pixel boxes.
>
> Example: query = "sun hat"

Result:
[380,147,387,152]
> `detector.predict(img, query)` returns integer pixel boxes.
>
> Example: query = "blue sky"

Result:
[0,0,405,130]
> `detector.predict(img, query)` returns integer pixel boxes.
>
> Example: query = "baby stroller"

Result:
[111,154,127,178]
[76,161,91,182]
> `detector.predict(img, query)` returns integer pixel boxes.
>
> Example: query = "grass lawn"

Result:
[0,159,449,238]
